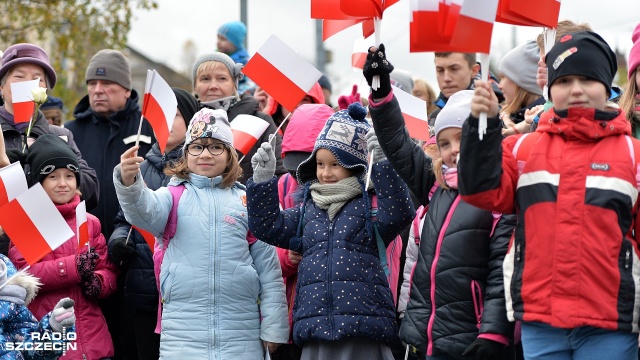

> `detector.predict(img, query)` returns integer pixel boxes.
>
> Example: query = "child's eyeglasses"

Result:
[187,143,226,156]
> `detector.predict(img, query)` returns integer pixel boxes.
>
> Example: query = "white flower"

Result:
[32,87,48,105]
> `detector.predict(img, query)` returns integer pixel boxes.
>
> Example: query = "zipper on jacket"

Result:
[426,195,462,356]
[327,223,335,338]
[471,280,484,330]
[516,243,522,262]
[625,248,631,269]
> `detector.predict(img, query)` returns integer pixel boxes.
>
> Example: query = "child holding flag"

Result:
[8,134,118,359]
[114,108,289,359]
[247,103,415,360]
[459,31,640,359]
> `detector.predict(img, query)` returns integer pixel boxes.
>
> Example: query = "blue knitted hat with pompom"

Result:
[296,102,371,183]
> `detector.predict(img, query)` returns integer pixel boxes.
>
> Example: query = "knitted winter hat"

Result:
[191,52,244,88]
[26,134,80,187]
[0,43,57,88]
[318,74,332,92]
[629,22,640,80]
[297,102,370,183]
[40,95,64,110]
[85,49,132,90]
[184,108,234,150]
[546,31,617,100]
[499,40,543,96]
[433,90,473,143]
[217,21,247,51]
[282,103,334,171]
[172,87,199,128]
[390,69,415,93]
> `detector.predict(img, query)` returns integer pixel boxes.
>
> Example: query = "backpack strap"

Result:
[161,184,186,249]
[412,205,429,245]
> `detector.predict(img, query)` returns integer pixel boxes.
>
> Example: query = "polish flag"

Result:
[340,0,383,18]
[508,0,560,28]
[0,162,28,207]
[442,0,464,38]
[132,225,156,254]
[76,200,90,249]
[449,0,499,53]
[230,114,270,156]
[352,37,371,70]
[243,35,322,112]
[312,0,363,19]
[0,183,74,266]
[142,70,177,154]
[410,0,448,52]
[10,79,39,123]
[392,86,430,142]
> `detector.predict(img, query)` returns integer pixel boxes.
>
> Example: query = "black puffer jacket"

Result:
[66,90,155,239]
[108,143,181,312]
[225,93,286,184]
[369,93,514,358]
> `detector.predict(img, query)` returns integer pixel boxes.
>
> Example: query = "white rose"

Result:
[32,87,48,105]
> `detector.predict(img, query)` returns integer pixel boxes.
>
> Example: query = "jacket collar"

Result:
[73,89,141,125]
[536,107,630,141]
[55,194,81,219]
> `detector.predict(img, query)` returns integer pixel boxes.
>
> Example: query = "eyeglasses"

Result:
[186,143,226,156]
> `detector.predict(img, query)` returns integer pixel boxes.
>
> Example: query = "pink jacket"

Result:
[9,195,118,360]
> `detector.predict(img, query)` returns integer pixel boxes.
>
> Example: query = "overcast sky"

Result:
[128,0,640,100]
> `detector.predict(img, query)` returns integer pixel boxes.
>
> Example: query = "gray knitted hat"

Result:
[433,90,473,143]
[184,108,234,150]
[85,49,132,90]
[191,52,244,88]
[499,40,542,96]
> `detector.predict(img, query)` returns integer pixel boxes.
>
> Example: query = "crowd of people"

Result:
[0,16,639,360]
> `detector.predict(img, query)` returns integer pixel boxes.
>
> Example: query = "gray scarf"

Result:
[310,176,363,221]
[200,94,240,112]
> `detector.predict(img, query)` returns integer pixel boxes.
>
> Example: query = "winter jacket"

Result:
[458,107,640,333]
[65,90,155,239]
[369,92,515,357]
[246,161,415,346]
[225,93,286,184]
[397,206,427,317]
[8,195,118,360]
[108,143,182,313]
[113,168,289,359]
[46,125,99,211]
[0,108,49,150]
[0,254,75,360]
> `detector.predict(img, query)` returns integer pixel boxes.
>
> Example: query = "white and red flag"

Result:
[0,162,28,207]
[76,200,90,249]
[132,226,156,254]
[449,0,499,53]
[497,0,560,28]
[392,85,430,142]
[230,114,271,156]
[352,38,371,70]
[0,183,74,266]
[142,70,177,154]
[243,35,323,113]
[10,79,39,123]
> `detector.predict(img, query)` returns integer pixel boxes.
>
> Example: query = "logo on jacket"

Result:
[590,163,610,171]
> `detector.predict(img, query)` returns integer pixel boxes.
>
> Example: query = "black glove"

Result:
[6,149,26,166]
[362,43,394,99]
[462,338,505,360]
[75,251,98,281]
[80,273,102,297]
[109,237,139,269]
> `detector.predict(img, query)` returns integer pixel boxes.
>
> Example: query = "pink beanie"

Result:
[629,22,640,80]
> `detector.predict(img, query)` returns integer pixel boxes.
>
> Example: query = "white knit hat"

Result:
[433,90,473,142]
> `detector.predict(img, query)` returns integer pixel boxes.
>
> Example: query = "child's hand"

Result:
[49,297,75,332]
[536,57,548,91]
[287,250,302,265]
[362,44,394,98]
[263,341,280,354]
[525,105,545,125]
[471,80,499,119]
[365,129,387,163]
[251,142,276,183]
[120,146,143,186]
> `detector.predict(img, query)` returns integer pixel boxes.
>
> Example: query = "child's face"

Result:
[635,69,640,92]
[165,109,187,152]
[216,34,236,55]
[498,74,517,105]
[186,138,229,178]
[437,128,462,169]
[315,149,353,184]
[550,75,607,111]
[42,168,77,205]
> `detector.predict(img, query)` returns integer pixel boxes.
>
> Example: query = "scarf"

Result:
[442,165,458,189]
[0,106,30,132]
[310,176,363,221]
[200,94,240,112]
